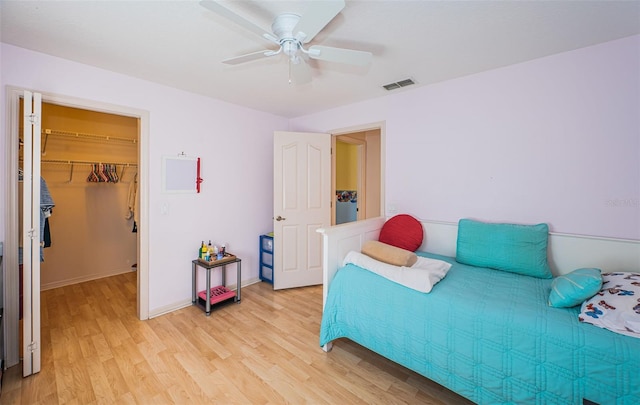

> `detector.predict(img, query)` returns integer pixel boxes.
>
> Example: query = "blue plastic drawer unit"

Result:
[260,233,274,284]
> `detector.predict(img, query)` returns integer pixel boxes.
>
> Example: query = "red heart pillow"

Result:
[378,214,424,252]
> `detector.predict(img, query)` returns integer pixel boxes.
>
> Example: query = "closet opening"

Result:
[22,102,140,292]
[13,100,141,370]
[4,88,149,370]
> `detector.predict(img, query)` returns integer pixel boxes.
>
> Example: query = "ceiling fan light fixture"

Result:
[282,40,299,57]
[201,0,370,84]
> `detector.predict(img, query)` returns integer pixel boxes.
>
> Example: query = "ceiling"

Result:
[1,1,639,118]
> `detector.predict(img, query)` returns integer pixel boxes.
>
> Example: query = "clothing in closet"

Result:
[41,176,55,251]
[19,176,55,264]
[126,174,138,232]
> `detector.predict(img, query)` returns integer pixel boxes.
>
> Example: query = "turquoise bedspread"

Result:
[320,252,640,404]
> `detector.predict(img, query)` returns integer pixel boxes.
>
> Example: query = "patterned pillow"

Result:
[579,272,640,338]
[548,268,602,308]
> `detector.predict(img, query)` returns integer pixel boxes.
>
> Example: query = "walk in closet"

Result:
[21,102,139,290]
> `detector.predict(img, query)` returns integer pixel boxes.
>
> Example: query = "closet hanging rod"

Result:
[40,159,137,167]
[41,128,137,144]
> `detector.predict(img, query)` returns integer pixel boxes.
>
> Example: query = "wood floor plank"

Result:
[211,355,283,404]
[205,369,253,404]
[84,357,117,405]
[190,325,233,360]
[134,345,175,388]
[3,272,473,404]
[100,357,130,400]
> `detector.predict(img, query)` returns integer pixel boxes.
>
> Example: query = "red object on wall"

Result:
[196,157,203,193]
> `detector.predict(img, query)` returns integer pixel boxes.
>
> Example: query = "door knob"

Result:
[275,215,286,221]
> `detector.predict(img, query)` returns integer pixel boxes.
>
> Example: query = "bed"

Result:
[318,217,640,404]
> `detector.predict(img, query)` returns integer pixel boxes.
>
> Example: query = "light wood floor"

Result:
[2,272,473,404]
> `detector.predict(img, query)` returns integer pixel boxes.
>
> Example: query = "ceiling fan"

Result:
[200,0,372,85]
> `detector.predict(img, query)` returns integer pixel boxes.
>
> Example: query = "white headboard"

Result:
[317,217,640,308]
[317,217,385,307]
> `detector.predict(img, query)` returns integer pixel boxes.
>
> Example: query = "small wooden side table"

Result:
[192,255,241,316]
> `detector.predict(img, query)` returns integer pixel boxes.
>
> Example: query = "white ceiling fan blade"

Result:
[294,0,345,44]
[200,0,278,44]
[308,45,372,66]
[290,58,312,85]
[222,50,277,65]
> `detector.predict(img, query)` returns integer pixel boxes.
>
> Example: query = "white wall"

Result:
[1,43,288,314]
[291,35,640,241]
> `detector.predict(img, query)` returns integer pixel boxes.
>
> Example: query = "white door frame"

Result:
[333,136,366,225]
[331,121,386,220]
[3,86,150,367]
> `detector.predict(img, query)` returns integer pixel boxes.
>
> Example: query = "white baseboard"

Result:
[41,268,135,291]
[148,300,193,319]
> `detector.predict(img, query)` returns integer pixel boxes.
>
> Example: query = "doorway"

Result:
[31,102,139,290]
[271,123,383,290]
[3,88,150,370]
[332,127,382,225]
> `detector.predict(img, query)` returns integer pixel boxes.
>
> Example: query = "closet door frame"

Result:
[3,86,150,368]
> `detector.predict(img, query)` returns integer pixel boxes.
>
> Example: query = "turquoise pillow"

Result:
[456,219,553,278]
[549,268,602,308]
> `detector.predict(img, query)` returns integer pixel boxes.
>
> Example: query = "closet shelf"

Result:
[21,158,137,166]
[41,159,137,166]
[41,128,136,155]
[42,128,137,144]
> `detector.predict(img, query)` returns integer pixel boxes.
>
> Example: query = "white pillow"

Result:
[579,272,640,338]
[343,251,451,293]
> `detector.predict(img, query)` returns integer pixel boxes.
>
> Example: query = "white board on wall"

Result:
[162,156,198,193]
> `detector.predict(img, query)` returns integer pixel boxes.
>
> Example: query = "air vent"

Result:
[382,78,415,91]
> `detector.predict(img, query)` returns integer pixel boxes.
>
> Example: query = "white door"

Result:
[273,131,331,290]
[22,90,42,376]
